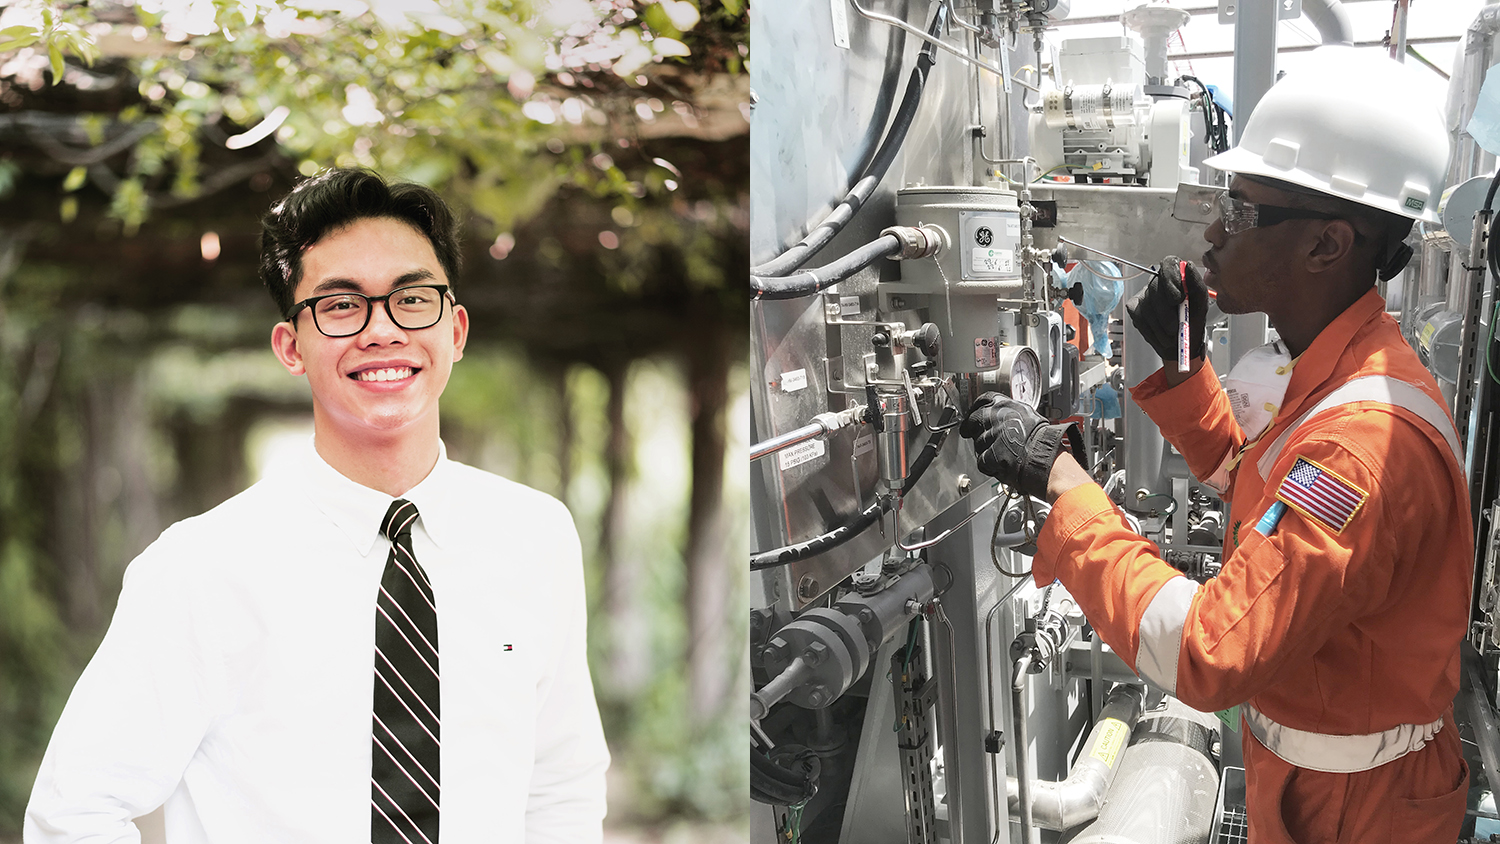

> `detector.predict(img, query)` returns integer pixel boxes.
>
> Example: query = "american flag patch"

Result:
[1276,457,1367,534]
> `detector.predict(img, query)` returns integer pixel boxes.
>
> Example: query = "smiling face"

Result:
[271,216,468,449]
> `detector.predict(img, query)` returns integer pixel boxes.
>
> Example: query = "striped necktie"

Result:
[372,499,440,844]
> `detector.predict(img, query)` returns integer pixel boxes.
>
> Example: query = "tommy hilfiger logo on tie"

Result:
[503,644,513,651]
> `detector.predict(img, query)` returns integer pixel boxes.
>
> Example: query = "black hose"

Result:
[751,497,889,571]
[1482,169,1500,381]
[750,4,947,280]
[751,745,819,805]
[749,407,954,570]
[1180,76,1227,154]
[751,233,901,300]
[900,406,956,495]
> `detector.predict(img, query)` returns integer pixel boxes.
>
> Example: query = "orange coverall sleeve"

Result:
[1131,363,1248,501]
[1034,412,1448,715]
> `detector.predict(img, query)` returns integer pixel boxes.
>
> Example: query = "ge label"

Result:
[972,247,1014,274]
[975,337,999,368]
[975,226,993,247]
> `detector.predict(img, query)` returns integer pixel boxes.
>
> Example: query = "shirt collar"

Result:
[1282,287,1385,411]
[285,437,453,556]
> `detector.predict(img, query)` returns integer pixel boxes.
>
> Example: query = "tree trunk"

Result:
[683,325,733,724]
[599,362,647,697]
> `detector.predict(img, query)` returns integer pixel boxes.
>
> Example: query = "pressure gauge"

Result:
[984,346,1043,409]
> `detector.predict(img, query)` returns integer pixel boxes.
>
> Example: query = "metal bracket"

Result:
[1219,0,1301,25]
[891,639,939,844]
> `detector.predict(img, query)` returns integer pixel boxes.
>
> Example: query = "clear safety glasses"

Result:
[1170,183,1350,236]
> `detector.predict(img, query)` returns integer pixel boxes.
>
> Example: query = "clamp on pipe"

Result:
[880,224,945,260]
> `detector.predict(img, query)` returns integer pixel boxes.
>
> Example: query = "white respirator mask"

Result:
[1222,340,1295,441]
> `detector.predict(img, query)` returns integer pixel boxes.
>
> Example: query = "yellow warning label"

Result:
[1090,718,1129,767]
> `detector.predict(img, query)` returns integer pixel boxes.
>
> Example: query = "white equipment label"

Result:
[975,336,999,368]
[1005,217,1021,237]
[853,432,874,457]
[839,295,861,316]
[779,438,826,470]
[781,368,808,392]
[972,247,1014,274]
[830,0,850,48]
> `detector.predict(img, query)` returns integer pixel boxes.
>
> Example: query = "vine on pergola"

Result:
[0,0,746,233]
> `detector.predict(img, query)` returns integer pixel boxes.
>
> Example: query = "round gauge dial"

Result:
[993,345,1043,409]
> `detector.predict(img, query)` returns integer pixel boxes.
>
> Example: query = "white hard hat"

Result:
[1203,46,1450,224]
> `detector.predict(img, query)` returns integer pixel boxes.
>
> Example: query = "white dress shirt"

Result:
[25,439,609,843]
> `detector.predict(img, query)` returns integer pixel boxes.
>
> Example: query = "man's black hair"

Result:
[260,168,462,319]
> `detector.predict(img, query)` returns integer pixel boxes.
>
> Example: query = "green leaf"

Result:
[47,42,63,85]
[0,25,40,53]
[59,196,78,224]
[0,161,19,199]
[62,166,87,192]
[0,33,39,52]
[643,5,683,39]
[721,0,743,15]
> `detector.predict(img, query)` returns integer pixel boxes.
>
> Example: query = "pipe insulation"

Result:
[1005,684,1146,831]
[1302,0,1353,46]
[1070,696,1222,844]
[752,563,942,716]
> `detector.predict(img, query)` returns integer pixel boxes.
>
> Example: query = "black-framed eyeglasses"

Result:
[286,284,454,338]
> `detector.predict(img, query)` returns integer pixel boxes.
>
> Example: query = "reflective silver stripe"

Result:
[1256,376,1460,480]
[1243,702,1444,773]
[1202,449,1234,495]
[1135,576,1199,695]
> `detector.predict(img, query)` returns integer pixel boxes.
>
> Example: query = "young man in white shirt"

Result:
[25,168,610,844]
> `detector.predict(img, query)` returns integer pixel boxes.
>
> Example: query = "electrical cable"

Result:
[924,380,964,433]
[991,494,1032,577]
[749,406,956,570]
[1180,75,1228,154]
[751,233,901,300]
[751,4,948,280]
[1487,300,1500,385]
[751,745,819,806]
[1134,491,1178,516]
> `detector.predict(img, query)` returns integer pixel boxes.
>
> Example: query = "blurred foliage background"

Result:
[0,0,748,840]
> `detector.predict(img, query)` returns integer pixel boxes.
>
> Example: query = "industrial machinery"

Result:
[751,1,1500,843]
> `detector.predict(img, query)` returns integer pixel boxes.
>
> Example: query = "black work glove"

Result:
[960,392,1086,500]
[1125,256,1208,364]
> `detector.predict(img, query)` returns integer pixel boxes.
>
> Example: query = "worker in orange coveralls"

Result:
[962,47,1472,842]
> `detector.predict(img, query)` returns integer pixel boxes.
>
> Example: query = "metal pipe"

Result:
[750,655,811,720]
[1145,35,1459,62]
[1390,0,1410,62]
[1302,0,1352,46]
[1011,655,1039,844]
[751,421,827,462]
[749,406,865,462]
[983,576,1035,844]
[847,0,1007,80]
[1226,0,1277,370]
[1057,237,1155,274]
[1005,684,1146,831]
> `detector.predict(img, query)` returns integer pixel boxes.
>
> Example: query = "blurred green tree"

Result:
[0,0,747,836]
